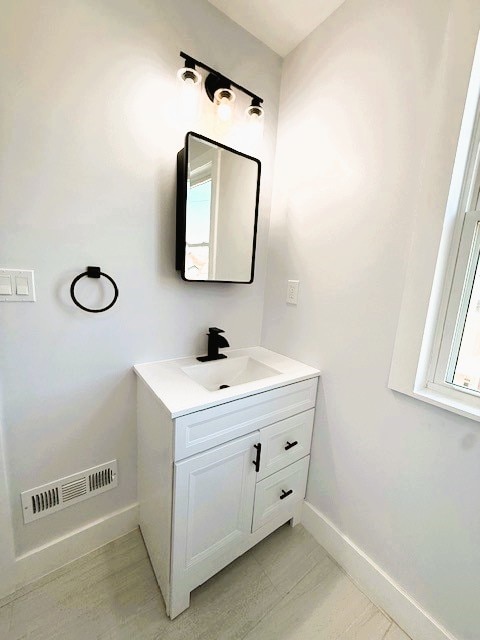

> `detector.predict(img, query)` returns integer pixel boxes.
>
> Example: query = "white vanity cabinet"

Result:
[135,347,319,619]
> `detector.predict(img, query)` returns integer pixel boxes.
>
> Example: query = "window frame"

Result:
[426,100,480,407]
[444,216,480,388]
[429,213,480,392]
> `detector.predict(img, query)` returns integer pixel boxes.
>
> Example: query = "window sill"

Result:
[407,384,480,423]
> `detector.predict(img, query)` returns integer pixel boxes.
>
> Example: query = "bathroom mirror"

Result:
[176,132,261,283]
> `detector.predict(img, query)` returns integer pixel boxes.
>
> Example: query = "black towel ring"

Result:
[70,266,119,313]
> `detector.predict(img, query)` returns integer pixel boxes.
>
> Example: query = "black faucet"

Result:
[197,328,230,362]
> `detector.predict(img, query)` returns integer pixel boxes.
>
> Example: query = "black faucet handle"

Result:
[208,327,225,334]
[197,327,228,362]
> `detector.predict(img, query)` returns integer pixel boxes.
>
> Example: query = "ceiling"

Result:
[207,0,346,57]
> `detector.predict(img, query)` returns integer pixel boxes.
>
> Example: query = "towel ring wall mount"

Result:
[70,266,119,313]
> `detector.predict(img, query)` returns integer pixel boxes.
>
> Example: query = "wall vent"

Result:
[21,460,118,524]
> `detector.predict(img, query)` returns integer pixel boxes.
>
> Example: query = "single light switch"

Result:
[16,276,29,295]
[0,275,12,295]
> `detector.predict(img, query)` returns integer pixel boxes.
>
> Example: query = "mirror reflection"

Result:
[179,133,260,283]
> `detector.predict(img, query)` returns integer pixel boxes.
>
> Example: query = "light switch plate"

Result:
[286,280,299,305]
[0,269,36,302]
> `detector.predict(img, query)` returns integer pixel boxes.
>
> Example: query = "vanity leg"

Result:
[169,588,191,619]
[289,502,303,528]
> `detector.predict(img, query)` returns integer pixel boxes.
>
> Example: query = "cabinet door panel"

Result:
[173,432,259,578]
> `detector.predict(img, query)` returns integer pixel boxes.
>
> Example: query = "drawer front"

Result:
[258,409,314,480]
[252,456,309,532]
[174,378,318,461]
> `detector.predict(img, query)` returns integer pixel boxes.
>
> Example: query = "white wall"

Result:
[0,403,16,595]
[0,0,281,559]
[262,1,480,638]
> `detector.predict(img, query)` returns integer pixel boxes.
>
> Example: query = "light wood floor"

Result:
[0,524,411,639]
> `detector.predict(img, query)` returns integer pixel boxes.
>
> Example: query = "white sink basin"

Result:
[134,347,320,417]
[181,356,280,392]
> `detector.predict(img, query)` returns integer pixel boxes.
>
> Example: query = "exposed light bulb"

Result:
[176,66,202,126]
[214,88,235,122]
[245,102,265,149]
[217,99,232,121]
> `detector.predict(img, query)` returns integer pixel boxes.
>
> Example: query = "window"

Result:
[388,28,480,422]
[428,95,480,405]
[447,213,480,390]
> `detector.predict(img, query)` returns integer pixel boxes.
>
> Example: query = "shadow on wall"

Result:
[156,168,177,277]
[306,377,341,525]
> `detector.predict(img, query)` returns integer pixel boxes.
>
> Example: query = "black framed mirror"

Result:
[176,132,261,283]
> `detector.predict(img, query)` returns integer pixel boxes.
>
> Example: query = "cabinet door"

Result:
[172,432,259,587]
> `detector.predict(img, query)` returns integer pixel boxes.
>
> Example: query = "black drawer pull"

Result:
[280,489,293,500]
[253,443,262,472]
[284,440,298,451]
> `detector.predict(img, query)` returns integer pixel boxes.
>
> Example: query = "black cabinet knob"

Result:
[280,489,293,500]
[284,440,298,451]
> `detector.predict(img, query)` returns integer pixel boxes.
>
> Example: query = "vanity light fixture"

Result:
[178,51,264,123]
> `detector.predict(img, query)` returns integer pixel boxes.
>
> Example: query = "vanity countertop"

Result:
[134,346,320,418]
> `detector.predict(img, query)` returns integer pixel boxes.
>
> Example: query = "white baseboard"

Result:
[13,502,139,592]
[302,502,457,640]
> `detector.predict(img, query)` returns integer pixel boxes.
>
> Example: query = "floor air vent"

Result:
[21,460,118,524]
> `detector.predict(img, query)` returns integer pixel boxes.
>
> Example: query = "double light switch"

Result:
[0,269,36,302]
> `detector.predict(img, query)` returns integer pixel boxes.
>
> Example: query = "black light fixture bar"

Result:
[180,51,263,105]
